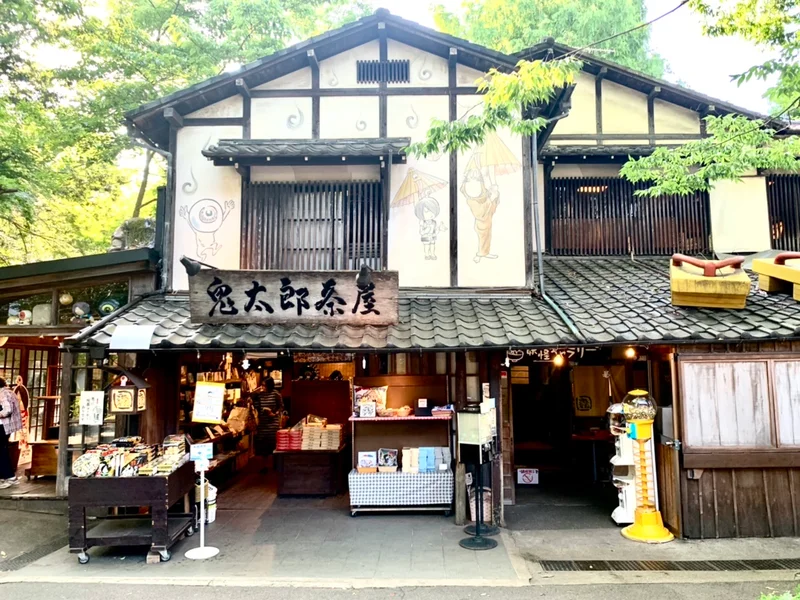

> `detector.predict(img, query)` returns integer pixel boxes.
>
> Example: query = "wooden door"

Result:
[655,355,682,536]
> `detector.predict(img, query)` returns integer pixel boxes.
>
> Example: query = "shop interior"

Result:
[506,347,673,530]
[66,348,459,561]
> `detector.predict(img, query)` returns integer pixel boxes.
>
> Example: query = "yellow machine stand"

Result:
[621,391,674,544]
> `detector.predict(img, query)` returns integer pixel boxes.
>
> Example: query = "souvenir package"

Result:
[378,448,398,472]
[162,434,187,461]
[357,451,378,473]
[72,452,101,478]
[354,385,388,413]
[402,447,419,474]
[305,414,328,427]
[112,436,143,448]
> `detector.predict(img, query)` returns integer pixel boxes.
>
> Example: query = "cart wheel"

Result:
[159,550,171,562]
[185,526,195,537]
[444,510,453,517]
[351,510,358,518]
[78,552,90,565]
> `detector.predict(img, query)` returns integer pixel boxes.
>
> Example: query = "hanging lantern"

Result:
[620,389,673,543]
[108,369,150,415]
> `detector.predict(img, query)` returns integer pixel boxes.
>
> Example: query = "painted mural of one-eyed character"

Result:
[179,198,235,260]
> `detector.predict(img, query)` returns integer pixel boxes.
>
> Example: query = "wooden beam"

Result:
[235,78,251,99]
[378,22,388,138]
[594,68,606,142]
[647,86,661,143]
[449,47,458,287]
[306,49,319,70]
[684,451,800,470]
[55,350,74,497]
[162,108,183,128]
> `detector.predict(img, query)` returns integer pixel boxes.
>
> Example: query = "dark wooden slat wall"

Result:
[767,174,800,252]
[546,177,711,256]
[241,180,383,271]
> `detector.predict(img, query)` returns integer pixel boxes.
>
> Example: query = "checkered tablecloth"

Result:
[348,469,454,506]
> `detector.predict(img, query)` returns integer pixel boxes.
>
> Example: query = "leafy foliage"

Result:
[760,586,800,600]
[0,0,368,266]
[620,114,800,196]
[689,0,800,118]
[433,0,666,78]
[408,58,580,157]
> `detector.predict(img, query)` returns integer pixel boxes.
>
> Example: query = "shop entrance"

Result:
[505,348,655,531]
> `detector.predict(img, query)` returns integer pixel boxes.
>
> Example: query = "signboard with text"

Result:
[189,269,399,326]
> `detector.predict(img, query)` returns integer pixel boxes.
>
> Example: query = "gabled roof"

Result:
[126,9,522,148]
[517,39,783,127]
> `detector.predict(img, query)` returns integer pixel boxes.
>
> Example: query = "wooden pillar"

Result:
[56,350,74,497]
[138,353,180,445]
[454,351,467,524]
[488,350,504,526]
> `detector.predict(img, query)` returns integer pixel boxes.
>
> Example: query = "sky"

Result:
[377,0,775,115]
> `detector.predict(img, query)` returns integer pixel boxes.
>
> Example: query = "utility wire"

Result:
[562,0,690,59]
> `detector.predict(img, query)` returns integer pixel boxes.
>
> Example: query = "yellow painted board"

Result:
[669,263,750,309]
[752,258,800,285]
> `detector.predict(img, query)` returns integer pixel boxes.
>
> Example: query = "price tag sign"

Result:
[193,382,225,424]
[190,443,214,461]
[194,458,210,473]
[79,391,105,426]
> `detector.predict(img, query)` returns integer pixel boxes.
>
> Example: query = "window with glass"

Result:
[58,282,129,325]
[1,293,54,326]
[0,347,22,382]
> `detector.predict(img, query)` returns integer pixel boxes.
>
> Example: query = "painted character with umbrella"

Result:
[461,132,520,263]
[392,168,448,260]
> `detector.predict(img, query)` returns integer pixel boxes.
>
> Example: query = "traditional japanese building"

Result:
[43,9,800,539]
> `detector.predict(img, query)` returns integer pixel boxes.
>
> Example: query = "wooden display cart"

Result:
[274,442,350,495]
[68,460,196,564]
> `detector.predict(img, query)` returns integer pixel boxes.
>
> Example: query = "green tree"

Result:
[621,0,800,196]
[433,0,666,78]
[0,0,368,265]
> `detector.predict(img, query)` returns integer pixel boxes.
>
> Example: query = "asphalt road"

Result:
[0,582,793,600]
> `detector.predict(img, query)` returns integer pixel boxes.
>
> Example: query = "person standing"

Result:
[0,377,22,489]
[254,376,283,473]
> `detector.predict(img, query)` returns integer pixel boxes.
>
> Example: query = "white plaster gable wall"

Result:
[602,80,648,135]
[253,68,312,90]
[387,95,450,287]
[709,177,772,253]
[173,125,242,291]
[456,95,525,287]
[654,99,702,145]
[456,64,485,87]
[251,165,379,182]
[386,40,448,87]
[320,96,380,138]
[186,95,243,118]
[251,97,312,139]
[320,41,380,89]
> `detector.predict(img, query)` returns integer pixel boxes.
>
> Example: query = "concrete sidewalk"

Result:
[0,509,66,572]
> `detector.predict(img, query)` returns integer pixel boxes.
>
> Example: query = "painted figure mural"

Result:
[392,168,448,260]
[461,132,520,263]
[179,198,235,260]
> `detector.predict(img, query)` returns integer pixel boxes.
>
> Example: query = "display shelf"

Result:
[349,414,453,422]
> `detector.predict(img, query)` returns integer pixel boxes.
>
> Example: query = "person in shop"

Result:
[0,377,23,489]
[329,370,343,381]
[254,376,284,474]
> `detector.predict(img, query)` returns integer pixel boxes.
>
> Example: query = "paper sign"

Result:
[193,382,225,424]
[194,458,210,472]
[517,468,539,485]
[79,391,105,426]
[190,443,214,461]
[109,324,156,350]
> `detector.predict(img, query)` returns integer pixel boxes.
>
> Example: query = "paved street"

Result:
[0,582,795,600]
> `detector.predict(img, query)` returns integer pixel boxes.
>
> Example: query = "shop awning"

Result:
[202,138,410,166]
[70,292,575,350]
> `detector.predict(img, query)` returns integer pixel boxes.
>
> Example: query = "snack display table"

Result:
[68,460,196,564]
[348,469,454,515]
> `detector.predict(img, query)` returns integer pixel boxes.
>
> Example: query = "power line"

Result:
[563,0,690,59]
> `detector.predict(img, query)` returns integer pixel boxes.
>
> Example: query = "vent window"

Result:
[356,59,410,84]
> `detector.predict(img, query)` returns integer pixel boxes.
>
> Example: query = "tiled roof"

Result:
[73,292,574,350]
[543,257,800,343]
[71,258,800,351]
[541,145,662,157]
[203,138,410,160]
